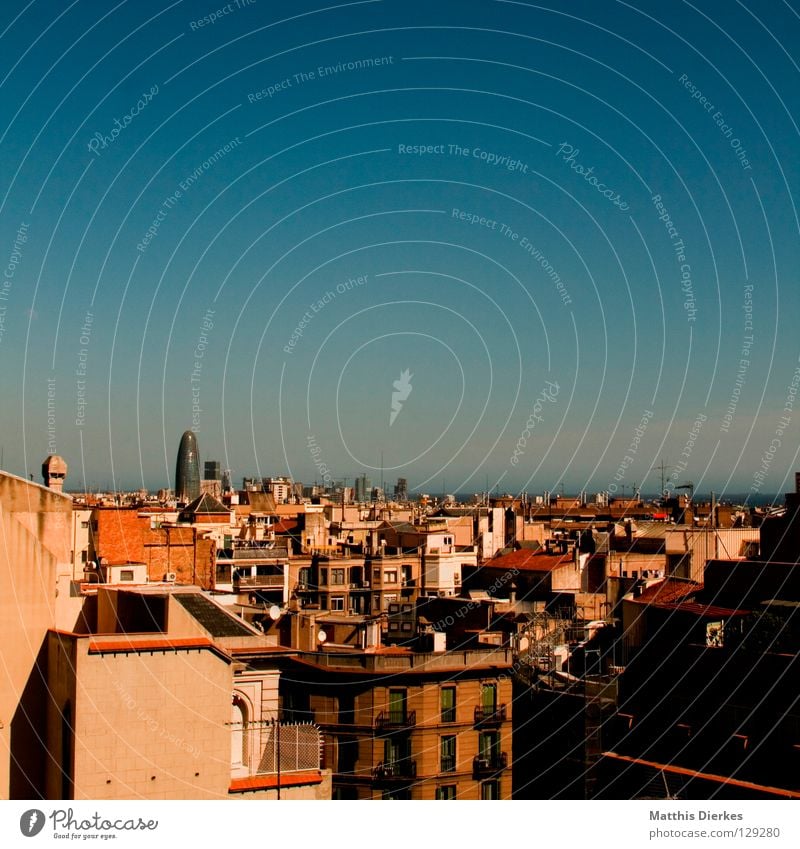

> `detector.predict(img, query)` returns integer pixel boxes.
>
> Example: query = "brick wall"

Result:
[92,509,216,589]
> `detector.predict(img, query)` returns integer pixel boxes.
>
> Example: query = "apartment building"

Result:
[280,646,514,799]
[47,585,330,800]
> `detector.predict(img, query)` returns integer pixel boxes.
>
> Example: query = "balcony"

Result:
[374,710,417,734]
[233,574,284,590]
[230,721,321,779]
[472,752,508,776]
[474,704,507,727]
[372,759,417,782]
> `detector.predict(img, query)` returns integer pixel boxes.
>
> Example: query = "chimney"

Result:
[42,455,67,493]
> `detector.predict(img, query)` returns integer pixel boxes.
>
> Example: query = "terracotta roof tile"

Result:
[481,548,573,573]
[229,770,322,793]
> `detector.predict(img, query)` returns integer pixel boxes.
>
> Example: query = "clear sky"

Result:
[1,0,799,500]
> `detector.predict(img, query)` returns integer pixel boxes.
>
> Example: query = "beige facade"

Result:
[665,526,760,583]
[0,470,73,798]
[46,632,232,800]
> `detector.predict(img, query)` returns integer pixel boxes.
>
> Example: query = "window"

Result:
[384,594,398,610]
[478,731,500,763]
[331,596,344,611]
[481,683,498,714]
[119,569,134,582]
[331,568,345,585]
[80,520,89,529]
[481,780,500,800]
[383,736,411,774]
[230,695,249,771]
[384,569,398,583]
[320,568,328,585]
[388,689,407,724]
[436,785,456,800]
[441,687,456,723]
[440,735,456,773]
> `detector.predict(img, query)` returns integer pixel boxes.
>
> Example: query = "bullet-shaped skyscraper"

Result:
[175,430,201,503]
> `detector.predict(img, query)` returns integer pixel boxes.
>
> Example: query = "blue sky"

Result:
[1,0,799,499]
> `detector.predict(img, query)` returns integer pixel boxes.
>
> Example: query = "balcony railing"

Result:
[474,704,507,726]
[233,574,285,589]
[472,752,508,775]
[375,710,416,733]
[372,759,417,781]
[230,721,321,778]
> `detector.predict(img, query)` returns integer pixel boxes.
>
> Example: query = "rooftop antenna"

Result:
[657,458,669,497]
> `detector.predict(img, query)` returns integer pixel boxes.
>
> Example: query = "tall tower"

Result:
[175,431,200,503]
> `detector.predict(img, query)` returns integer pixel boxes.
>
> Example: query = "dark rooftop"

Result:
[173,592,254,637]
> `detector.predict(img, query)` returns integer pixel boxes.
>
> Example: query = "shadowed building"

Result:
[0,465,72,798]
[175,430,201,503]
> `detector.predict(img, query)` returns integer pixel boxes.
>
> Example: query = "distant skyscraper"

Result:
[395,477,408,501]
[204,460,221,481]
[175,431,200,503]
[355,474,371,502]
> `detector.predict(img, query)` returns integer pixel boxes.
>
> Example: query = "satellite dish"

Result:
[317,629,327,643]
[268,605,281,621]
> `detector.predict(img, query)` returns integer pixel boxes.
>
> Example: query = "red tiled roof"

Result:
[229,770,323,793]
[657,601,750,618]
[88,636,218,654]
[481,548,573,573]
[272,520,299,534]
[632,579,701,605]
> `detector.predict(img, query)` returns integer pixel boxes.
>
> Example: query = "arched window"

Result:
[231,695,249,771]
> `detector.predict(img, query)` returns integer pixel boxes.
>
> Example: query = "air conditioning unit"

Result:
[164,572,177,582]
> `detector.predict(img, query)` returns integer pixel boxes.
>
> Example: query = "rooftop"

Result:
[482,548,575,573]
